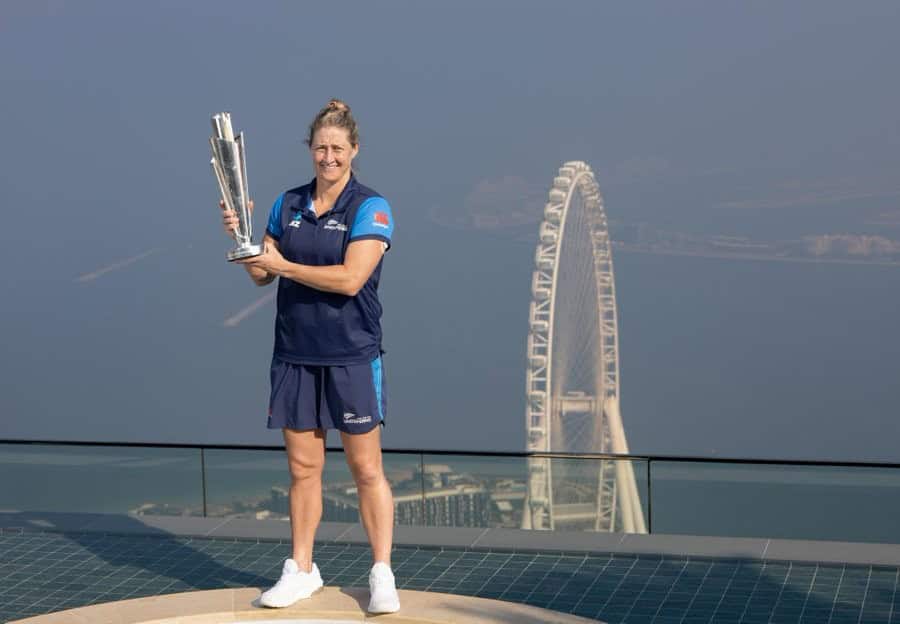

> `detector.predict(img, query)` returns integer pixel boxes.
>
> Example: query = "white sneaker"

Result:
[259,559,323,608]
[368,561,400,614]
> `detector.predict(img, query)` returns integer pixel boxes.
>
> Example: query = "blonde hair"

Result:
[305,98,359,147]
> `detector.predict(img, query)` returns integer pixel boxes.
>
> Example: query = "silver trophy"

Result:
[209,112,262,261]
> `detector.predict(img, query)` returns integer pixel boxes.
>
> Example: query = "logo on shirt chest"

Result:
[288,215,302,229]
[324,218,348,232]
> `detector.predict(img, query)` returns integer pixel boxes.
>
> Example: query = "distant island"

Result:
[612,226,900,267]
[429,195,900,267]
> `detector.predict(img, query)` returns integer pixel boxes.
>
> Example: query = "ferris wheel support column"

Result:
[606,396,648,534]
[523,456,554,530]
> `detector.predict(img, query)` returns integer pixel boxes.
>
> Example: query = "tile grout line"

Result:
[766,561,798,624]
[203,517,233,537]
[418,548,451,592]
[532,556,587,608]
[619,556,665,622]
[796,563,820,623]
[886,567,898,624]
[704,559,744,623]
[596,555,640,614]
[570,553,615,616]
[738,560,779,623]
[825,564,847,624]
[544,553,589,609]
[854,566,872,624]
[676,557,715,624]
[467,527,491,549]
[445,549,491,594]
[495,552,539,602]
[521,553,557,603]
[332,524,354,542]
[650,557,691,622]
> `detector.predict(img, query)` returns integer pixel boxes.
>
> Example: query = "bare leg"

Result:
[283,428,326,572]
[341,427,393,566]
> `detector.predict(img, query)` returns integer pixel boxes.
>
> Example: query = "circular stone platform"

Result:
[9,587,600,623]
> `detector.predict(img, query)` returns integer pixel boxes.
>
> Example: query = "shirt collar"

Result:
[297,175,358,216]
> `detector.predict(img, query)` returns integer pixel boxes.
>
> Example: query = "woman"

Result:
[221,99,399,613]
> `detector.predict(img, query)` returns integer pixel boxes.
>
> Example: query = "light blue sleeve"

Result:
[349,196,394,248]
[266,194,284,240]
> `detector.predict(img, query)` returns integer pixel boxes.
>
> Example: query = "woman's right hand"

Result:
[220,199,254,239]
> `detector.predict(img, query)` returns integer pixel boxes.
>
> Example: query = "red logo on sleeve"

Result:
[374,211,389,226]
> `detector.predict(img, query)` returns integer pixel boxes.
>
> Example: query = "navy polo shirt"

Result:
[265,176,394,366]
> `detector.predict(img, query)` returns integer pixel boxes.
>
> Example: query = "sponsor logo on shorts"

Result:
[343,412,372,425]
[324,218,348,232]
[372,211,390,228]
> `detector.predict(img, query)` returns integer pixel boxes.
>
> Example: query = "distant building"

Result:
[805,234,900,258]
[320,463,513,528]
[261,486,289,516]
[239,464,528,529]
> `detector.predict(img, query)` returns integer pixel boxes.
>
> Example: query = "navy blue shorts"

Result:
[267,355,386,434]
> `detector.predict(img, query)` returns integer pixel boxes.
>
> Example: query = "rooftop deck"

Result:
[3,441,900,622]
[3,513,899,623]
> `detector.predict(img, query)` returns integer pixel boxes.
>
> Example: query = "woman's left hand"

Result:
[236,241,287,276]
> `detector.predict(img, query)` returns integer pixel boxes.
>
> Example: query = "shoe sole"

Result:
[260,584,324,608]
[368,599,401,614]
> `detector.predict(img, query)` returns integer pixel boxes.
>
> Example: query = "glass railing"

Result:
[649,460,900,543]
[1,440,898,544]
[0,443,202,516]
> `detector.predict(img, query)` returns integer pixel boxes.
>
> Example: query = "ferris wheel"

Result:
[523,161,646,533]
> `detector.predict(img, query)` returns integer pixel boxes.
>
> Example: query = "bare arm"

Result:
[238,238,386,296]
[244,234,279,286]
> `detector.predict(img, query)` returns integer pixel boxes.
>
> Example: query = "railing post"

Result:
[419,453,426,526]
[646,459,652,534]
[200,448,208,518]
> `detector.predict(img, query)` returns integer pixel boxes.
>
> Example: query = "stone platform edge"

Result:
[8,586,597,624]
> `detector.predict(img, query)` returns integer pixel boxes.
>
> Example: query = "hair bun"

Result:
[327,99,350,112]
[306,98,359,147]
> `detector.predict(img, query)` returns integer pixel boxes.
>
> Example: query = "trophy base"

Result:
[227,243,263,262]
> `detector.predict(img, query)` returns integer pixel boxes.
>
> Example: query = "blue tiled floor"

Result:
[0,530,898,623]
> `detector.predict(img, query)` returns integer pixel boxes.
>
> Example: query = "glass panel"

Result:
[650,461,900,542]
[204,448,422,524]
[547,457,649,533]
[420,454,527,529]
[418,453,649,532]
[203,448,289,519]
[321,451,423,525]
[0,443,202,516]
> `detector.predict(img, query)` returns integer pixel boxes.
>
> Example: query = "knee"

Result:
[287,454,324,484]
[348,458,385,489]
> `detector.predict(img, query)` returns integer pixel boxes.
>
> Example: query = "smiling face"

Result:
[310,125,358,185]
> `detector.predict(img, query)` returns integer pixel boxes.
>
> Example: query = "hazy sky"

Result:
[2,1,899,459]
